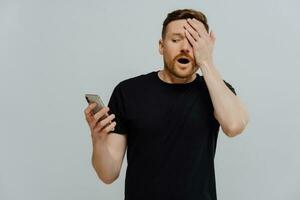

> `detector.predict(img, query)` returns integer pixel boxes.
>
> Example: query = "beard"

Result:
[163,53,199,79]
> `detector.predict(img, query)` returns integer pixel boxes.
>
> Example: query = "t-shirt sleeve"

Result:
[223,80,237,95]
[107,83,128,135]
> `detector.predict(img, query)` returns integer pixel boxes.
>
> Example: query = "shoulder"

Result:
[116,71,156,90]
[198,75,236,95]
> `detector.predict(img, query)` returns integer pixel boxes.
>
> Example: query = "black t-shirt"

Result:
[108,71,236,200]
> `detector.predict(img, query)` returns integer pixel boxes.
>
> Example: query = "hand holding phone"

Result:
[85,94,106,114]
[84,94,116,139]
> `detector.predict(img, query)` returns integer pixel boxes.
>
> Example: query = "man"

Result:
[84,9,249,200]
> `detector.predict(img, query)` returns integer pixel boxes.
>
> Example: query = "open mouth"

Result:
[177,57,190,64]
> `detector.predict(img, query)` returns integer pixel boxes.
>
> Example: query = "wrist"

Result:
[92,134,107,148]
[198,58,214,67]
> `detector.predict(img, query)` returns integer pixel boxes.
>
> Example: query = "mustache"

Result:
[173,53,194,63]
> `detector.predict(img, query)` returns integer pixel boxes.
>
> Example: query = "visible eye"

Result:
[172,39,180,42]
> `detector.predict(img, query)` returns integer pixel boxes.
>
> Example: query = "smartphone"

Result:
[85,94,114,131]
[85,94,106,114]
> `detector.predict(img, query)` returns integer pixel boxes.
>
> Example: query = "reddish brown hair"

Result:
[161,9,209,39]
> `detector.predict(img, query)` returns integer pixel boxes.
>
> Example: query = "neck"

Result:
[158,69,196,84]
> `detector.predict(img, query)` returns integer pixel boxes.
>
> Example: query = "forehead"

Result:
[165,19,186,37]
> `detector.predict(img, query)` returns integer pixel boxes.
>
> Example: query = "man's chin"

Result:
[172,67,194,79]
[173,64,196,77]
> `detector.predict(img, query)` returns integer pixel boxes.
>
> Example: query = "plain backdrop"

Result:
[1,0,299,199]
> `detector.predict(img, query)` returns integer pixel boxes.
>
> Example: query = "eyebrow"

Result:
[170,33,184,37]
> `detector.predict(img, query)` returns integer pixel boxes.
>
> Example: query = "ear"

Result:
[159,39,164,55]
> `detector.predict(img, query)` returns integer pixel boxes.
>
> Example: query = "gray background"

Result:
[1,0,299,199]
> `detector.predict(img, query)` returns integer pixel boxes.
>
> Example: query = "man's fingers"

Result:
[101,114,115,125]
[94,113,115,130]
[94,107,110,122]
[88,107,110,130]
[94,119,116,133]
[84,103,97,123]
[184,29,197,47]
[190,18,209,38]
[186,18,201,34]
[84,103,97,115]
[184,22,200,41]
[103,121,117,133]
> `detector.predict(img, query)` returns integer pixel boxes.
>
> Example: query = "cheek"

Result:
[165,44,178,56]
[165,51,175,62]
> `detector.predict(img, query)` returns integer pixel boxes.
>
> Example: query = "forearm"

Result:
[91,138,119,184]
[200,61,249,134]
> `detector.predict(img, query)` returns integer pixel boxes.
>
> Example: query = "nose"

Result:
[180,38,192,54]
